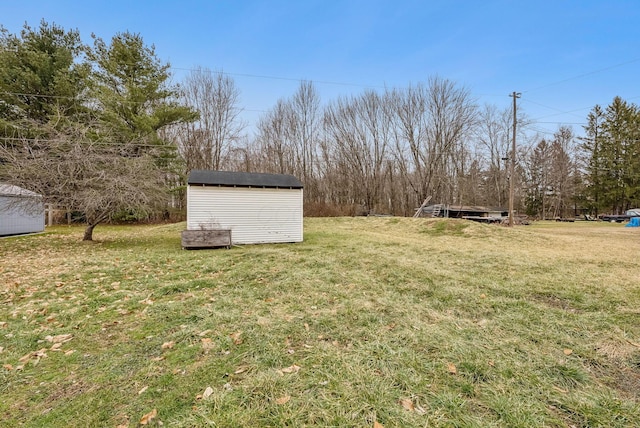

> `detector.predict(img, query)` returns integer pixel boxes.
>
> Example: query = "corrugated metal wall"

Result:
[0,196,45,236]
[187,186,303,244]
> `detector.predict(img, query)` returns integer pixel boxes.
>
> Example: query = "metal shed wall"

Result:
[0,195,45,236]
[187,186,303,244]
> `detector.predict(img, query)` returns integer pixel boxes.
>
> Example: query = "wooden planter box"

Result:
[181,229,231,249]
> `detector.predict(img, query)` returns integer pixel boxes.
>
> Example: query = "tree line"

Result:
[1,22,638,239]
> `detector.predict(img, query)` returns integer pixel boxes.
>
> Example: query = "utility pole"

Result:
[508,91,521,227]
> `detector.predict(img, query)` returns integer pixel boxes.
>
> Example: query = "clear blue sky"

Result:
[2,0,639,139]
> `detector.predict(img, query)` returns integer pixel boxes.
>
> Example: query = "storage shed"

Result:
[0,184,45,236]
[186,170,303,245]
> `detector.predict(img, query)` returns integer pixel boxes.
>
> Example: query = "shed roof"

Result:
[188,170,303,189]
[0,183,41,197]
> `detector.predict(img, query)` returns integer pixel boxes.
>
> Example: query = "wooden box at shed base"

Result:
[181,229,232,249]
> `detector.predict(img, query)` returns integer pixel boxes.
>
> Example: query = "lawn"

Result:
[1,218,639,427]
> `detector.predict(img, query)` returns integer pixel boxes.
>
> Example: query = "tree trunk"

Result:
[83,223,97,241]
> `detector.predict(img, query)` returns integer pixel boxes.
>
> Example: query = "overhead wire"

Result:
[2,53,640,134]
[522,57,640,94]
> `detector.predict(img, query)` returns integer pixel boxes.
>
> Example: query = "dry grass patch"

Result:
[1,218,639,427]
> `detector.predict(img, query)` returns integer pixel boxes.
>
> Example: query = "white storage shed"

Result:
[0,184,45,236]
[186,170,304,245]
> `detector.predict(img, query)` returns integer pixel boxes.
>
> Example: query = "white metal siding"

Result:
[0,196,45,236]
[187,186,303,244]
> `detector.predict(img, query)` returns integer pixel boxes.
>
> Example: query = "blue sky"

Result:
[2,0,639,139]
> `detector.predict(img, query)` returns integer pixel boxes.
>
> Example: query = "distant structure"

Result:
[0,184,45,236]
[184,170,304,247]
[417,204,507,224]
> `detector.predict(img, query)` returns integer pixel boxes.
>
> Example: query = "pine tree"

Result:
[89,32,197,152]
[0,21,89,138]
[582,98,640,215]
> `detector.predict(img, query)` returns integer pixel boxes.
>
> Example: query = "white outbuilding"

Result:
[186,170,303,245]
[0,184,45,236]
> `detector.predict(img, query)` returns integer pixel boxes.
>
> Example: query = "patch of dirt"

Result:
[590,340,640,400]
[530,293,579,312]
[547,401,588,428]
[47,378,93,402]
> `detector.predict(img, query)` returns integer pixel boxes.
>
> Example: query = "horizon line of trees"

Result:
[2,21,639,239]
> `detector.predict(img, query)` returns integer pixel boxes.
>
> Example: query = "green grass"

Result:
[1,218,639,427]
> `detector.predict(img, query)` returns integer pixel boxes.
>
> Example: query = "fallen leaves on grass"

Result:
[196,386,217,400]
[399,397,426,414]
[201,338,215,353]
[138,386,148,395]
[563,348,573,355]
[230,331,243,345]
[139,408,157,425]
[19,348,48,364]
[234,365,249,375]
[399,397,414,411]
[447,362,457,374]
[278,364,301,375]
[202,386,214,399]
[275,395,291,405]
[161,341,175,350]
[374,421,384,428]
[45,333,73,344]
[199,386,214,400]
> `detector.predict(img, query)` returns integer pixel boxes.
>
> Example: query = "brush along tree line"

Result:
[2,21,639,240]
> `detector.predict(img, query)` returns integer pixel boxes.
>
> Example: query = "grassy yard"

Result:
[1,218,639,427]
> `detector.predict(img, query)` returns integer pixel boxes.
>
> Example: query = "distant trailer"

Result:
[186,170,303,245]
[0,184,45,236]
[462,215,503,224]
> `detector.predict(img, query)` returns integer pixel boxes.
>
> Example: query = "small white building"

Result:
[186,170,303,245]
[0,184,45,236]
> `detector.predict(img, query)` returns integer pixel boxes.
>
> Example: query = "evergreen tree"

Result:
[580,105,605,215]
[0,20,89,138]
[582,98,640,214]
[89,32,197,153]
[1,24,197,240]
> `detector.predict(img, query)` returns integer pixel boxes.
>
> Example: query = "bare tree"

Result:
[388,84,430,213]
[289,81,321,202]
[388,78,478,212]
[177,68,245,172]
[323,90,392,213]
[0,121,168,240]
[255,99,295,175]
[253,82,322,204]
[474,104,512,207]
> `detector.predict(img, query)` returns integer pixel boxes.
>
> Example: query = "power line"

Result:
[522,57,640,94]
[536,121,586,125]
[171,67,387,90]
[528,93,640,122]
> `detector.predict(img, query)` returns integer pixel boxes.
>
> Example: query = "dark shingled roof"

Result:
[187,170,303,189]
